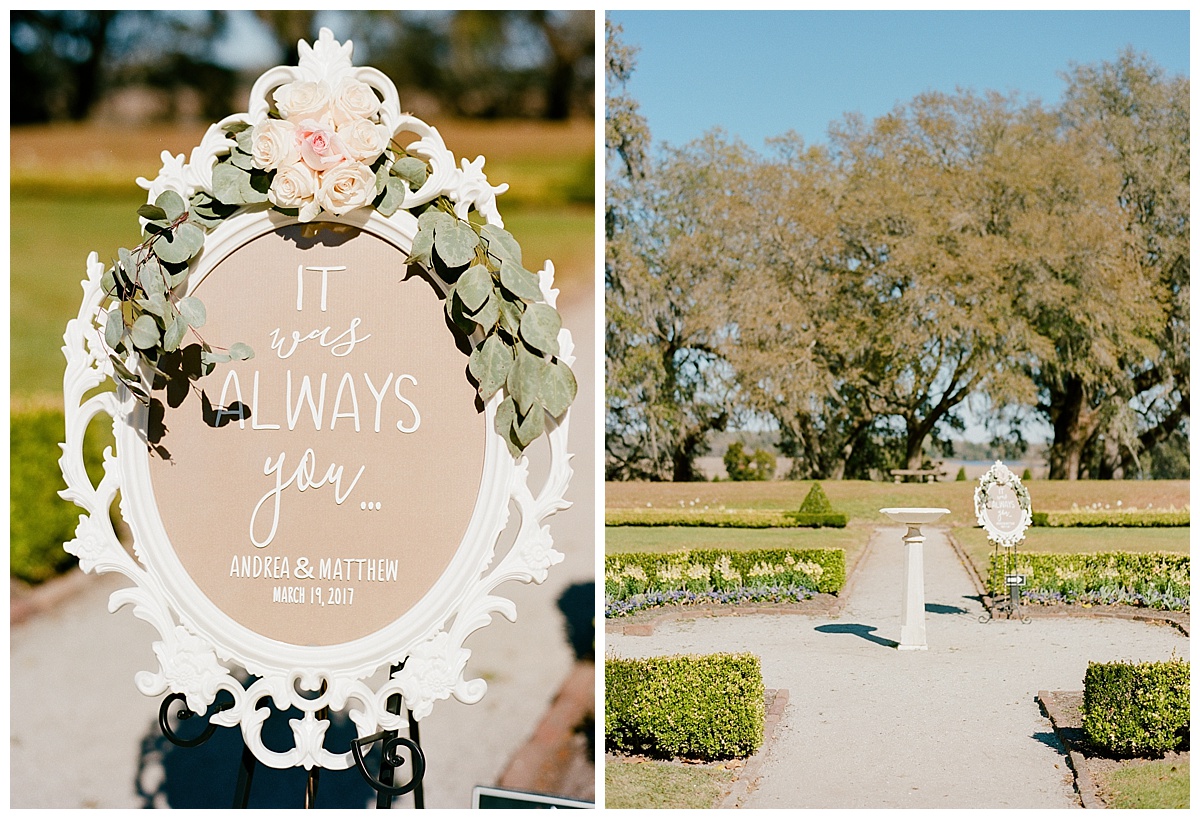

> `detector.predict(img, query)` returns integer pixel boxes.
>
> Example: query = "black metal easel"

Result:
[979,542,1031,624]
[157,662,426,809]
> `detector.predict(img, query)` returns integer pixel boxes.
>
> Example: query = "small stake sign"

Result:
[973,461,1032,548]
[60,30,575,772]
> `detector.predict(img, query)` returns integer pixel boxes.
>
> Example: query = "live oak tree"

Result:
[605,24,737,481]
[1044,51,1190,479]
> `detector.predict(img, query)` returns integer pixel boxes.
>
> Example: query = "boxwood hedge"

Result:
[1082,659,1189,757]
[11,407,109,584]
[606,652,764,760]
[1031,509,1189,527]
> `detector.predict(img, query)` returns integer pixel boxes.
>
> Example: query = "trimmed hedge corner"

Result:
[1082,659,1189,757]
[606,652,764,760]
[11,408,108,584]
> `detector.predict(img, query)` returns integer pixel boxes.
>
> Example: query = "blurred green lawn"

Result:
[11,121,594,402]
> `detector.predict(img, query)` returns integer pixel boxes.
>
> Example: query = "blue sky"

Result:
[608,10,1189,152]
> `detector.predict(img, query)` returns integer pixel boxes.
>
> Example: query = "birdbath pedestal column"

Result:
[879,507,950,650]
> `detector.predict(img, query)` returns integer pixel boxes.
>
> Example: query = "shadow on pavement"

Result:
[1030,730,1068,754]
[558,582,595,662]
[925,603,969,615]
[814,623,898,648]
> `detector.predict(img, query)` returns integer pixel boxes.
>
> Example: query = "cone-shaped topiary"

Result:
[956,466,968,481]
[798,482,833,514]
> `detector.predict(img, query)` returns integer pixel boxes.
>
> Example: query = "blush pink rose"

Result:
[295,119,349,172]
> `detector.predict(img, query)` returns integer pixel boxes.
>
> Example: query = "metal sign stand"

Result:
[157,663,425,809]
[980,542,1030,624]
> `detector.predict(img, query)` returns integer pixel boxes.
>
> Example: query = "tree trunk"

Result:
[1048,377,1096,480]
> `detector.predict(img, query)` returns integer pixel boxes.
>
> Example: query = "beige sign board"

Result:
[148,224,485,646]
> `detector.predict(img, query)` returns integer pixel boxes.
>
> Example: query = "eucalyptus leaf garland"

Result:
[100,121,575,456]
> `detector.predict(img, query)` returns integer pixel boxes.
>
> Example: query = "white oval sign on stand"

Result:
[973,461,1032,547]
[59,30,575,772]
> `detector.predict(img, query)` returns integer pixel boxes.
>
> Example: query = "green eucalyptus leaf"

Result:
[417,209,454,233]
[202,349,232,368]
[482,224,522,266]
[137,292,169,318]
[228,342,255,361]
[104,307,124,349]
[176,296,207,329]
[155,222,205,264]
[234,128,255,152]
[163,262,190,290]
[118,247,134,272]
[457,264,493,313]
[507,347,547,416]
[494,395,521,458]
[155,190,187,222]
[468,334,513,399]
[498,293,524,338]
[130,315,160,350]
[101,267,118,297]
[245,169,271,200]
[228,150,255,171]
[393,157,428,187]
[211,163,248,206]
[408,225,435,267]
[163,312,187,352]
[139,261,165,298]
[540,359,577,418]
[514,402,545,448]
[376,176,407,217]
[519,302,561,356]
[499,258,543,301]
[434,220,479,269]
[137,204,168,222]
[471,291,499,333]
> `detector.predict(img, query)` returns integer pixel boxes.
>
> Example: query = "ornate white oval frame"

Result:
[59,29,573,772]
[972,461,1031,548]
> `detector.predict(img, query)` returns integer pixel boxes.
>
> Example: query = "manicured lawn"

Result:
[1095,758,1189,809]
[607,480,1190,528]
[604,758,736,809]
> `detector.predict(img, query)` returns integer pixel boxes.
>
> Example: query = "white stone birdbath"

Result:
[879,507,950,650]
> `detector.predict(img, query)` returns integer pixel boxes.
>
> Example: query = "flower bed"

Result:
[987,552,1189,611]
[605,548,844,617]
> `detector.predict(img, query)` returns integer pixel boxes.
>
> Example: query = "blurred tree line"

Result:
[606,22,1188,482]
[10,10,593,125]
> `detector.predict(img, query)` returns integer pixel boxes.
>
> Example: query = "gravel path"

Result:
[606,526,1189,809]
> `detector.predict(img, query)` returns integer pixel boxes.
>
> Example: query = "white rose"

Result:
[250,119,297,172]
[273,81,331,123]
[338,118,390,163]
[332,78,381,125]
[316,161,378,216]
[269,161,319,220]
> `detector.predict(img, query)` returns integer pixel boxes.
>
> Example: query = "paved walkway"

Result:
[606,526,1190,809]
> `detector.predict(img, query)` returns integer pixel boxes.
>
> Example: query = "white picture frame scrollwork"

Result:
[59,29,573,772]
[973,461,1032,548]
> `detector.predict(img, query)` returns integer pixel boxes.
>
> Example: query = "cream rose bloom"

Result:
[269,161,320,221]
[274,81,331,122]
[332,78,381,125]
[338,118,390,163]
[316,161,378,216]
[250,118,298,172]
